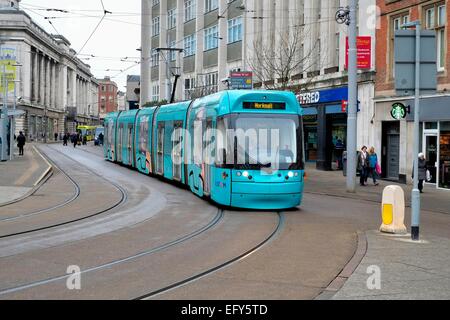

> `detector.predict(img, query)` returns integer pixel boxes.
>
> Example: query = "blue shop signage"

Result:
[297,87,348,105]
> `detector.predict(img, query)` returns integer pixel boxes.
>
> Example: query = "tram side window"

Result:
[118,124,123,160]
[215,117,232,166]
[139,116,149,154]
[127,125,133,150]
[157,122,165,173]
[172,121,183,179]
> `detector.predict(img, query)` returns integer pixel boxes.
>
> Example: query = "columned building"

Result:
[0,0,99,140]
[140,0,377,171]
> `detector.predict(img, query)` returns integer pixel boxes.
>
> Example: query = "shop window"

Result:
[425,122,438,130]
[439,122,450,189]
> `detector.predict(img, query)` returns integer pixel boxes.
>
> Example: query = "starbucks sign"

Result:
[390,102,407,120]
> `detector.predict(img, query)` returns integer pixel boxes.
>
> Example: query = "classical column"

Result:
[46,58,51,108]
[32,50,39,103]
[39,54,45,105]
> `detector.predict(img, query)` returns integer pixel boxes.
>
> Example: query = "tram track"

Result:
[0,209,224,297]
[0,149,81,223]
[0,146,127,239]
[135,211,284,300]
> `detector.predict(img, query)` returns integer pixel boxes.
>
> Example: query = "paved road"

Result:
[0,144,449,299]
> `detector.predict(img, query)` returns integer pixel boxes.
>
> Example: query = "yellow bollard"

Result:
[380,185,407,234]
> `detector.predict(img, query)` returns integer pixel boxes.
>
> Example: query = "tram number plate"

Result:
[243,102,286,110]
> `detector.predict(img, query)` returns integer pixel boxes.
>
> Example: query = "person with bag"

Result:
[367,147,380,186]
[413,153,428,193]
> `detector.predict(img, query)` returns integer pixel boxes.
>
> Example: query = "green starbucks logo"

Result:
[391,103,407,120]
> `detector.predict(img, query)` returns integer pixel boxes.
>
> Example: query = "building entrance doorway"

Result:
[423,134,438,184]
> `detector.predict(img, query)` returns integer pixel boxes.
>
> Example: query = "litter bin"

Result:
[343,151,347,176]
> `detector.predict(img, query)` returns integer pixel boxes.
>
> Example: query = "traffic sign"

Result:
[229,71,253,90]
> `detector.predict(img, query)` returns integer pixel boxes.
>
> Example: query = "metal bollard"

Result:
[380,185,407,234]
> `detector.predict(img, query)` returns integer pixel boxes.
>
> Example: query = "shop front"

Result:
[375,95,450,190]
[297,87,348,171]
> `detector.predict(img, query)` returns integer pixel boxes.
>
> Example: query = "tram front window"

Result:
[233,115,302,170]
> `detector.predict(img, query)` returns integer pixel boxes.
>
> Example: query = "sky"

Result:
[21,0,142,90]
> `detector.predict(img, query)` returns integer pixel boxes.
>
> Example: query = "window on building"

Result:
[152,16,160,36]
[424,3,446,71]
[152,84,160,102]
[168,8,177,29]
[205,72,218,93]
[227,16,242,44]
[204,25,219,50]
[205,0,218,12]
[151,49,159,67]
[169,41,177,61]
[184,0,196,22]
[152,0,160,5]
[335,33,340,67]
[184,77,195,99]
[184,34,197,56]
[390,12,410,77]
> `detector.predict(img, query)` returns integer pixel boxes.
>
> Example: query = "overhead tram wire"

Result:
[76,0,112,56]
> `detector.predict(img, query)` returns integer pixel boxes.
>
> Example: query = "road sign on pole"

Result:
[395,22,437,241]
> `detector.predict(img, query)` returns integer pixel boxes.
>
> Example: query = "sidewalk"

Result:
[304,162,450,214]
[332,231,450,300]
[305,163,450,300]
[0,143,52,206]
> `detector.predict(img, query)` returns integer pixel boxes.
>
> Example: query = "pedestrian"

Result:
[72,133,77,148]
[98,132,104,146]
[63,133,68,146]
[358,146,369,186]
[54,132,58,141]
[413,153,428,193]
[368,147,379,186]
[82,134,87,145]
[17,131,26,156]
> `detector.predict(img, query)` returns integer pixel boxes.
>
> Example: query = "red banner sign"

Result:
[341,100,348,113]
[345,36,372,69]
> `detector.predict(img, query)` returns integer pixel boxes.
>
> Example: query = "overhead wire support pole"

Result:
[155,47,184,103]
[408,21,422,241]
[336,1,358,193]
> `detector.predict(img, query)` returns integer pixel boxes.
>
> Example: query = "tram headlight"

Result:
[242,171,249,178]
[236,172,242,177]
[288,171,294,178]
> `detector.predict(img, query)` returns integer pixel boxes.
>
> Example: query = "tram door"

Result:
[172,121,183,181]
[156,122,164,175]
[117,123,123,162]
[127,124,133,166]
[203,118,213,196]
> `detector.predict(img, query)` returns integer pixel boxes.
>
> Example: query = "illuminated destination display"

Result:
[243,102,286,110]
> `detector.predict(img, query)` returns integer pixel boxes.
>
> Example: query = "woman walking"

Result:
[416,153,427,193]
[368,147,379,186]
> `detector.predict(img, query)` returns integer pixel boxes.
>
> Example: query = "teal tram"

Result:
[104,90,305,210]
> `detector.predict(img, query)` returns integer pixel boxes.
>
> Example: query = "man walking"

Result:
[17,131,26,156]
[358,146,369,186]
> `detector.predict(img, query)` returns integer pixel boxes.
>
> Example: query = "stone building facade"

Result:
[0,0,99,141]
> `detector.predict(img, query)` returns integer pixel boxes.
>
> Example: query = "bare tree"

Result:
[247,24,324,92]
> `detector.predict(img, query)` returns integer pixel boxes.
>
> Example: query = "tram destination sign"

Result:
[243,102,286,110]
